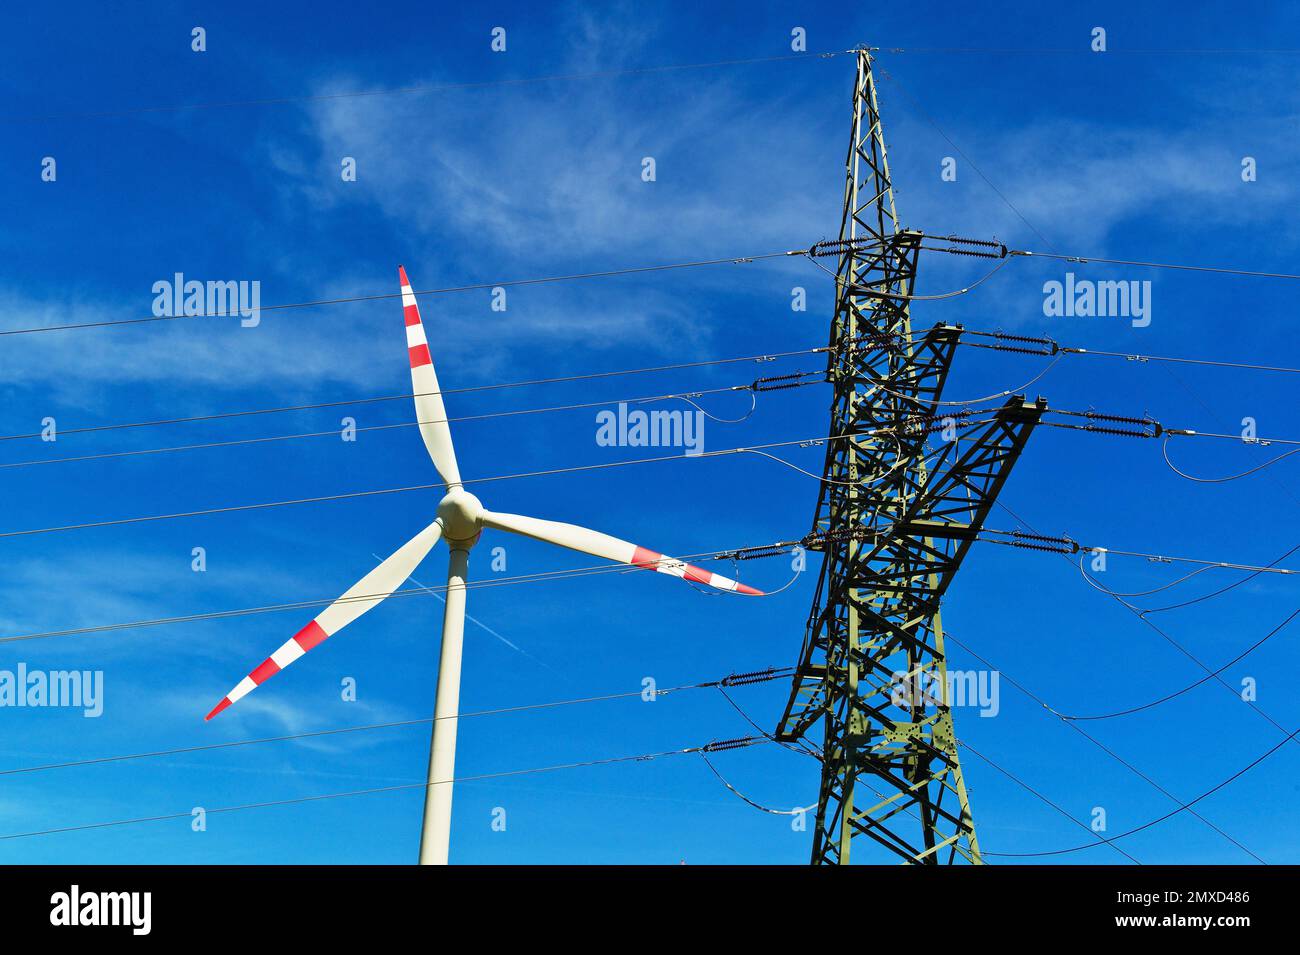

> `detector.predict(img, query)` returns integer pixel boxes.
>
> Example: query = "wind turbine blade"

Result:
[400,265,462,488]
[205,519,444,720]
[480,510,763,595]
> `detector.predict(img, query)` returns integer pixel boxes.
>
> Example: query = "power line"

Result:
[1057,345,1300,376]
[28,509,1283,655]
[873,66,1058,251]
[1171,426,1300,447]
[951,326,1300,376]
[1058,603,1300,721]
[973,526,1297,577]
[1163,438,1300,484]
[0,249,803,337]
[929,160,1300,731]
[1009,247,1300,281]
[911,230,1300,284]
[917,235,1300,283]
[1013,512,1300,749]
[0,377,817,472]
[5,324,1292,454]
[0,344,829,444]
[1078,563,1220,600]
[22,232,1296,343]
[0,329,1198,454]
[0,433,850,542]
[0,665,793,778]
[702,685,941,826]
[993,542,1298,577]
[6,50,856,124]
[0,409,1165,539]
[710,686,927,829]
[1135,341,1300,712]
[990,499,1299,856]
[948,631,1265,863]
[982,721,1300,858]
[5,409,1289,548]
[880,47,1300,55]
[956,740,1140,864]
[696,748,813,817]
[0,539,794,646]
[890,91,1277,850]
[981,534,1299,579]
[1136,546,1300,614]
[0,736,771,843]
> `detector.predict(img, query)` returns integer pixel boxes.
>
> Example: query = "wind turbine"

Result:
[205,266,764,864]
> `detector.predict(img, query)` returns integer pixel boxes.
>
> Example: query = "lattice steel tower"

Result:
[775,49,1045,864]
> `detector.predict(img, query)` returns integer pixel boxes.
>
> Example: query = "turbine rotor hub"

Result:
[437,487,484,546]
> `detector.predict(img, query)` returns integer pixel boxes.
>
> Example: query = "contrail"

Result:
[381,555,566,679]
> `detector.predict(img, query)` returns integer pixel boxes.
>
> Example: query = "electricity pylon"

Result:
[775,49,1045,864]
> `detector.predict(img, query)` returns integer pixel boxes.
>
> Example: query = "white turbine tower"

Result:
[206,266,763,863]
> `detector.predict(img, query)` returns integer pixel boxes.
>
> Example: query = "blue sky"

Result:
[1,1,1299,864]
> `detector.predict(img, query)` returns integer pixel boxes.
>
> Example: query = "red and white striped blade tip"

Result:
[630,546,764,595]
[204,619,331,720]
